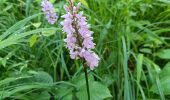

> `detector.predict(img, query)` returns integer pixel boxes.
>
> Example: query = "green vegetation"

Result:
[1,0,170,100]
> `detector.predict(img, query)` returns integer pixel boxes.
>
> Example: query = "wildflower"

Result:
[61,2,100,70]
[41,0,57,24]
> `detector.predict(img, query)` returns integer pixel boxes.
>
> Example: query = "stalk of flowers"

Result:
[41,0,57,24]
[61,0,100,70]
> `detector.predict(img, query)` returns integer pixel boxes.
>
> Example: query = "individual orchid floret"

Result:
[61,2,100,70]
[79,49,100,70]
[41,0,57,24]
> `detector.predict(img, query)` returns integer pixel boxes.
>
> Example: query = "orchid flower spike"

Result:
[41,0,58,24]
[61,1,100,70]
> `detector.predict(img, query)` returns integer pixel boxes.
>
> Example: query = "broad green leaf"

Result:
[72,73,94,89]
[32,71,53,84]
[156,49,170,59]
[55,84,74,99]
[76,81,112,100]
[150,76,170,95]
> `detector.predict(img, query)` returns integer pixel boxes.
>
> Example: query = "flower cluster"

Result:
[61,2,100,70]
[41,0,57,24]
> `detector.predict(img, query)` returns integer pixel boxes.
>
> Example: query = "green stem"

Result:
[83,64,91,100]
[54,66,57,82]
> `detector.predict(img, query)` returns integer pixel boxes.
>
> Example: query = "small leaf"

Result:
[29,34,38,47]
[0,57,6,67]
[32,22,41,28]
[41,29,56,37]
[79,0,89,8]
[139,48,152,54]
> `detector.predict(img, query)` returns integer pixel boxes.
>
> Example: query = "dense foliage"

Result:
[1,0,170,100]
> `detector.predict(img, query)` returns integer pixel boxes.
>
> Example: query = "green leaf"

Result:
[0,28,57,50]
[55,84,74,99]
[41,29,56,37]
[0,57,6,67]
[62,93,73,100]
[36,0,55,3]
[28,91,51,100]
[156,49,170,59]
[29,34,38,47]
[35,0,41,3]
[76,81,112,100]
[150,76,170,95]
[32,22,41,28]
[50,0,56,3]
[0,76,31,87]
[78,0,89,8]
[137,54,143,83]
[0,84,50,99]
[157,0,170,4]
[72,73,94,89]
[32,71,53,85]
[101,74,115,86]
[139,48,152,54]
[0,13,41,41]
[160,62,170,78]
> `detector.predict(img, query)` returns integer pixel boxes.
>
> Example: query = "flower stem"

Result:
[83,64,91,100]
[54,66,57,82]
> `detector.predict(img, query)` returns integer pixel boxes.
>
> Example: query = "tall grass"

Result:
[0,0,170,100]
